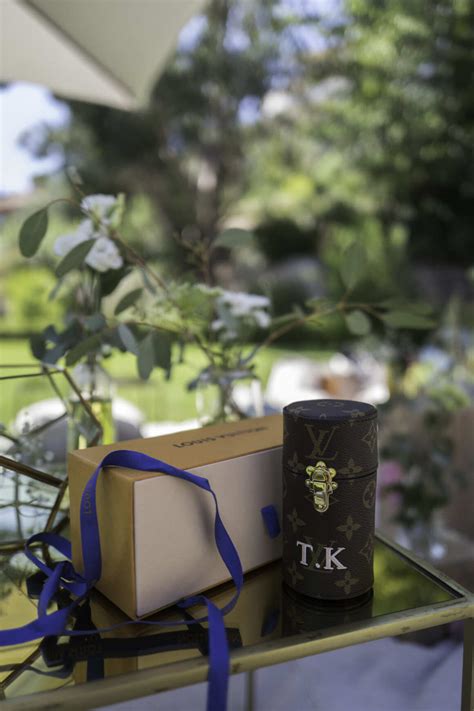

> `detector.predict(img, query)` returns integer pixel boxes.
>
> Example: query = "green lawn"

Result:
[0,338,332,427]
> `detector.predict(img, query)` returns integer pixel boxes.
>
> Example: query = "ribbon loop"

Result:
[0,449,244,711]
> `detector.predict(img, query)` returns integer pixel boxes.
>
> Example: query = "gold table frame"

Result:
[2,531,474,711]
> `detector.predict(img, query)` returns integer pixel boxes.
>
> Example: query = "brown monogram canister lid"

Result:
[283,399,378,478]
[282,399,378,601]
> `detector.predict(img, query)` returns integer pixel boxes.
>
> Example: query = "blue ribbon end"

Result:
[261,505,281,539]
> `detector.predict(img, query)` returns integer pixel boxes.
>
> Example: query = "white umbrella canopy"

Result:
[1,0,205,110]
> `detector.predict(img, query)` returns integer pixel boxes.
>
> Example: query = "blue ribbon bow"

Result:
[0,449,244,711]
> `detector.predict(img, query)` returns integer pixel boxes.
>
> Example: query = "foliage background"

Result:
[1,0,473,421]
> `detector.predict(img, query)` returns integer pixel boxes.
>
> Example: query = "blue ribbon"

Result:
[0,449,244,711]
[261,504,281,539]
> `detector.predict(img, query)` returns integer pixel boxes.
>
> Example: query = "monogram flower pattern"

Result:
[359,533,374,564]
[335,570,360,594]
[342,408,366,419]
[287,404,311,422]
[339,458,362,476]
[287,451,305,474]
[361,421,377,453]
[286,560,304,587]
[336,515,361,541]
[287,508,306,533]
[362,480,376,509]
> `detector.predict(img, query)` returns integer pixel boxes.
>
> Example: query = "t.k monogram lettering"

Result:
[296,540,313,567]
[304,424,339,460]
[296,540,347,570]
[324,546,347,570]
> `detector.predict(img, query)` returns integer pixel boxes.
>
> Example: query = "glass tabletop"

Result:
[0,538,464,702]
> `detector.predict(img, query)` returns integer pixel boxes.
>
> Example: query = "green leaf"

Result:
[345,309,371,335]
[141,268,157,294]
[305,297,333,311]
[269,313,300,328]
[42,344,67,365]
[99,266,131,297]
[48,277,64,302]
[84,313,107,332]
[117,324,139,355]
[43,324,59,342]
[152,332,172,372]
[292,304,306,318]
[114,288,143,315]
[65,334,102,366]
[214,228,254,248]
[30,334,46,361]
[56,239,95,277]
[381,310,435,329]
[19,208,49,257]
[379,298,433,315]
[110,193,126,229]
[340,241,366,291]
[137,332,155,380]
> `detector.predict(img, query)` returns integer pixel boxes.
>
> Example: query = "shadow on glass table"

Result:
[0,534,473,709]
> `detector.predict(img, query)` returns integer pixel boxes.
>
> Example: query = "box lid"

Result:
[71,413,283,482]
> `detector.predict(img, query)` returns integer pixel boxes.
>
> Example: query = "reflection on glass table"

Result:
[0,534,473,709]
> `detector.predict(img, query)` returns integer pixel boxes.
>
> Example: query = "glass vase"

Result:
[195,367,264,426]
[68,359,116,450]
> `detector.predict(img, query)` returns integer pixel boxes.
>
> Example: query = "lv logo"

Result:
[305,424,339,460]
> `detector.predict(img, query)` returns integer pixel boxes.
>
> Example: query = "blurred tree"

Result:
[300,0,474,266]
[255,218,318,262]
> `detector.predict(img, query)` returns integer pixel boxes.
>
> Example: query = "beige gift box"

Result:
[69,415,283,618]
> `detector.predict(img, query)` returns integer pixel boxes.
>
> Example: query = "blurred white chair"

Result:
[264,353,389,411]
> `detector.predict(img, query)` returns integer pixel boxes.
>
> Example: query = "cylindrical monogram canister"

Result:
[282,399,378,600]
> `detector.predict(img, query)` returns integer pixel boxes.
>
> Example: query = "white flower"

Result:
[53,219,123,272]
[211,318,224,332]
[211,318,238,340]
[54,219,94,257]
[81,194,120,226]
[252,309,271,328]
[212,290,271,340]
[86,236,123,272]
[219,291,270,316]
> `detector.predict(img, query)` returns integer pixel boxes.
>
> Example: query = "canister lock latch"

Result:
[305,461,337,513]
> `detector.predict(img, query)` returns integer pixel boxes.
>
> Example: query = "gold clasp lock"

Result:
[305,461,337,513]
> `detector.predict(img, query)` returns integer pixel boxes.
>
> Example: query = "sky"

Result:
[0,83,69,196]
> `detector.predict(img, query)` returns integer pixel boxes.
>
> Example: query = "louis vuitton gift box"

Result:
[68,415,282,619]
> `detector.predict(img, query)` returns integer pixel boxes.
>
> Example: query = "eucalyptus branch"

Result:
[128,318,221,366]
[46,197,81,210]
[255,302,343,354]
[340,301,382,319]
[111,231,169,292]
[111,318,181,338]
